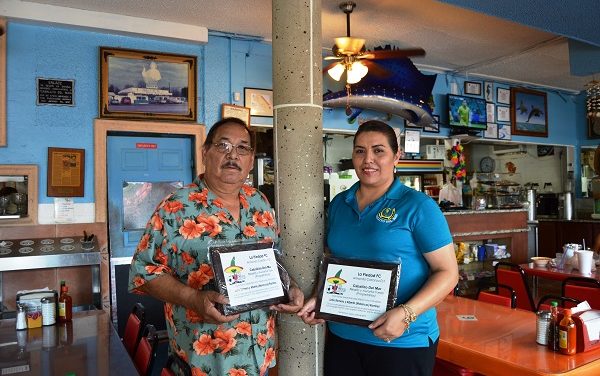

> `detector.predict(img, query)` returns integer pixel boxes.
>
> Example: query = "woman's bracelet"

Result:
[398,304,417,332]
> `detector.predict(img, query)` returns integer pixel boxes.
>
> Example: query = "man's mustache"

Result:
[221,161,241,170]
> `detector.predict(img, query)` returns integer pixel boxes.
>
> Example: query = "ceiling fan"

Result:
[324,1,426,84]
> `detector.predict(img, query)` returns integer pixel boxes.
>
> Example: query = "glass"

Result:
[212,141,253,156]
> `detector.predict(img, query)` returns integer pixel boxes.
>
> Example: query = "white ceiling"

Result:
[20,0,598,93]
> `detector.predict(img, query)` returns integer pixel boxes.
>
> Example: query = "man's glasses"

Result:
[212,141,253,156]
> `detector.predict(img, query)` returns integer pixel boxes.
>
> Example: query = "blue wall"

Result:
[0,21,594,205]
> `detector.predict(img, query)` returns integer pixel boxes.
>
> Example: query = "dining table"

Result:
[0,309,137,375]
[437,295,600,376]
[520,262,600,282]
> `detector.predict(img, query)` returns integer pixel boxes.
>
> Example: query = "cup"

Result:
[576,250,594,275]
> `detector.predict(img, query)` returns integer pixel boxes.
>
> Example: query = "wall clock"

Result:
[480,156,495,173]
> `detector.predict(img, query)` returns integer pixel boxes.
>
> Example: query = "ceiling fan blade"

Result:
[366,48,426,60]
[324,56,342,61]
[324,61,342,73]
[361,60,392,79]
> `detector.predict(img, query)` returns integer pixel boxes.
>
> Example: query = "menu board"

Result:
[36,78,75,106]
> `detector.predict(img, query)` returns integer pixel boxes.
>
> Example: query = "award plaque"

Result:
[315,255,400,326]
[209,242,290,315]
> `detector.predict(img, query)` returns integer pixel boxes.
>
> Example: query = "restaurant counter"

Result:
[437,295,600,376]
[0,310,137,375]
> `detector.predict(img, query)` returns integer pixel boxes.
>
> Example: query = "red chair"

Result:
[433,358,483,376]
[536,294,581,311]
[562,277,600,309]
[161,353,192,376]
[476,283,516,308]
[494,262,536,311]
[122,302,146,358]
[134,324,159,376]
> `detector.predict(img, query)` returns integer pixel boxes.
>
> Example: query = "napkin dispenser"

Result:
[16,289,58,328]
[558,309,600,353]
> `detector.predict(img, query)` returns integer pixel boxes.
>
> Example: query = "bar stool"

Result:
[122,302,146,358]
[562,277,600,309]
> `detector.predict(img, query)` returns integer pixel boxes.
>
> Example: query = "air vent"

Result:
[492,144,527,155]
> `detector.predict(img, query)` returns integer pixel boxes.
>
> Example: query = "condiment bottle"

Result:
[58,281,73,322]
[547,301,559,351]
[558,308,576,355]
[16,303,27,330]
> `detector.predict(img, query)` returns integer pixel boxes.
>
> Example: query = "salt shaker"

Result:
[16,303,27,330]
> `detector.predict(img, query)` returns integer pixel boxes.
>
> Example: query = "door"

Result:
[107,135,193,335]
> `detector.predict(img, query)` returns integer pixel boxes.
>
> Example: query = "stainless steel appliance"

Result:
[536,193,559,218]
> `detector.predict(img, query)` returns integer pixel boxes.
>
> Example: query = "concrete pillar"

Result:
[272,0,324,375]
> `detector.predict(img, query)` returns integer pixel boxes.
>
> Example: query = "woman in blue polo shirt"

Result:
[299,120,458,375]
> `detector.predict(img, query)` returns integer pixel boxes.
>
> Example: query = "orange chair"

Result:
[122,302,146,358]
[562,277,600,309]
[536,294,581,311]
[161,353,192,376]
[134,324,159,376]
[494,262,536,311]
[476,283,516,308]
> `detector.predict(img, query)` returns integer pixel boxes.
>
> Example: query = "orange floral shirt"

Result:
[129,175,279,376]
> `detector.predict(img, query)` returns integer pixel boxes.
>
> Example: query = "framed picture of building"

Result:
[99,47,197,121]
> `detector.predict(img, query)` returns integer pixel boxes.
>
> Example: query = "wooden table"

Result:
[520,263,600,282]
[0,310,137,375]
[437,295,600,376]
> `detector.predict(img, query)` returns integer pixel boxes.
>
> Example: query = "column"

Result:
[272,0,324,375]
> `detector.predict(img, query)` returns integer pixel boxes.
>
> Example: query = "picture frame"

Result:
[486,103,495,123]
[423,115,440,133]
[221,104,251,127]
[497,106,510,122]
[510,87,548,137]
[497,87,511,104]
[484,123,498,139]
[498,123,512,141]
[464,81,482,96]
[99,47,197,122]
[484,82,494,102]
[47,147,85,197]
[244,87,273,117]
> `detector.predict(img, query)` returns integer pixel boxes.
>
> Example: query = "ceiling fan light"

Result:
[346,61,368,84]
[327,63,345,81]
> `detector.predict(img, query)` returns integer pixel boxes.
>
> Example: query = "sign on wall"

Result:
[36,78,75,106]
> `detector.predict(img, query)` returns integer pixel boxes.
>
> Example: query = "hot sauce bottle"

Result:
[558,308,576,355]
[58,280,73,322]
[547,301,559,352]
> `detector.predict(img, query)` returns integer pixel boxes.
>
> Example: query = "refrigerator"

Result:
[395,159,445,200]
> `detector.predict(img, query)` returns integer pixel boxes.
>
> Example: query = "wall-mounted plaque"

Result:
[36,78,75,106]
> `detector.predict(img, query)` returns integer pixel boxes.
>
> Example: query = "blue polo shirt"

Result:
[326,178,452,348]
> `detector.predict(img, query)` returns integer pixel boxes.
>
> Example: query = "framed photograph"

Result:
[423,115,440,133]
[498,123,512,141]
[484,123,498,139]
[99,47,197,121]
[497,106,510,122]
[244,87,273,117]
[510,87,548,137]
[464,81,482,96]
[221,104,251,126]
[497,87,511,104]
[314,255,399,326]
[484,82,494,102]
[486,103,495,123]
[47,147,85,197]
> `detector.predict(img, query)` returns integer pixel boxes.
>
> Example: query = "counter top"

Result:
[0,310,137,375]
[443,208,528,216]
[537,217,600,223]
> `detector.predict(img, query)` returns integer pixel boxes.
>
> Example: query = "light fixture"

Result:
[586,79,600,119]
[326,57,369,84]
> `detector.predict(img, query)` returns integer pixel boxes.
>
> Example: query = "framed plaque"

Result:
[209,242,290,315]
[314,255,400,326]
[47,147,85,197]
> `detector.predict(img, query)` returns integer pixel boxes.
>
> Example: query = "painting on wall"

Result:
[510,87,548,137]
[99,47,197,121]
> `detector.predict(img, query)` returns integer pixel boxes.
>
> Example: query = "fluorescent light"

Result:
[327,63,345,81]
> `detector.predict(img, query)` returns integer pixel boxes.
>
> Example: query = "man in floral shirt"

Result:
[129,118,304,376]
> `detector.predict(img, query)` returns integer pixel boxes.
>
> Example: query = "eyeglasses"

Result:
[212,141,253,156]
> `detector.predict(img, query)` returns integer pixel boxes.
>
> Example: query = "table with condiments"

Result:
[437,295,600,376]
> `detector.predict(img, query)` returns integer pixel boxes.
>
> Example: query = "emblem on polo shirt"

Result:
[376,207,397,223]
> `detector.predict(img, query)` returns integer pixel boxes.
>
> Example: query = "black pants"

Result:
[324,331,438,376]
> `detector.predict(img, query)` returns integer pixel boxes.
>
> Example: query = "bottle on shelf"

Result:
[547,301,559,352]
[558,308,576,355]
[58,280,73,323]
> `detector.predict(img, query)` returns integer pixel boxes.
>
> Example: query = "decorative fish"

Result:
[323,58,436,127]
[527,105,544,122]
